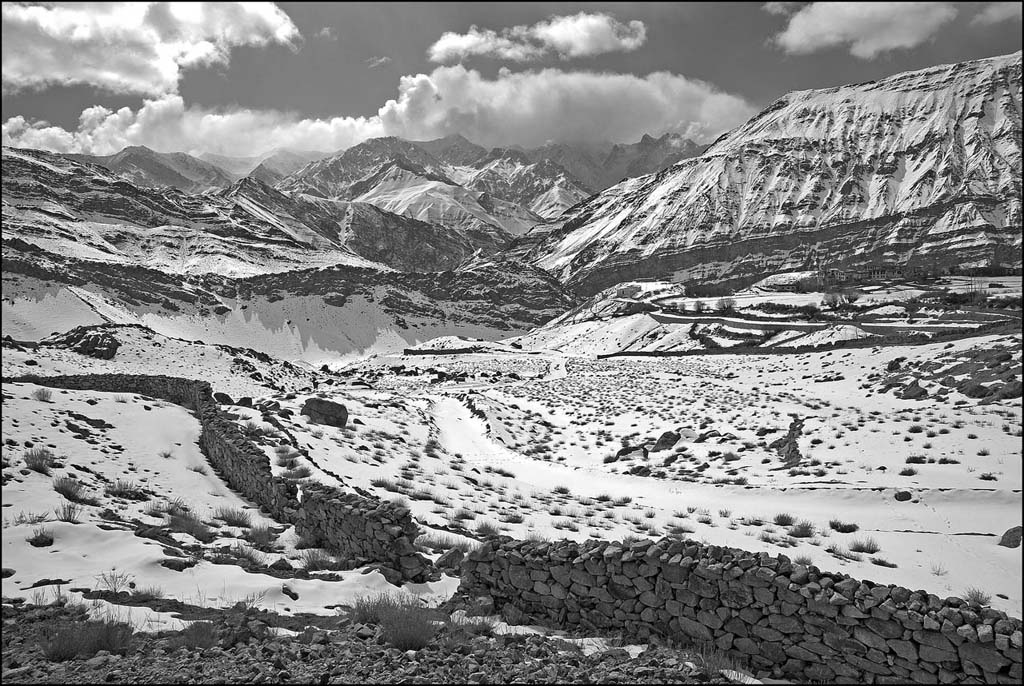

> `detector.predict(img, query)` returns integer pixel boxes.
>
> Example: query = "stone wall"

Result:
[5,374,430,581]
[460,536,1023,684]
[296,483,431,582]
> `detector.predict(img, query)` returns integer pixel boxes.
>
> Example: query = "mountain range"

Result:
[2,51,1021,359]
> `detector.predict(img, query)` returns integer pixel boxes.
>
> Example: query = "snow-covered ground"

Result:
[3,318,1020,629]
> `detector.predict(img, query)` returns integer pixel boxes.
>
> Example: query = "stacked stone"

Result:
[460,536,1023,684]
[4,374,434,583]
[295,483,432,582]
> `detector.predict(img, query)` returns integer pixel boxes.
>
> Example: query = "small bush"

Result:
[53,502,83,523]
[475,521,500,537]
[180,621,218,649]
[168,512,213,542]
[301,549,337,571]
[39,619,134,661]
[849,537,880,554]
[905,455,927,464]
[27,526,54,547]
[32,387,53,402]
[962,587,991,607]
[773,512,795,527]
[829,519,859,534]
[105,479,149,501]
[351,593,401,624]
[870,557,898,568]
[132,586,164,601]
[826,543,862,561]
[53,476,91,503]
[899,467,918,476]
[246,525,276,550]
[25,447,56,474]
[214,507,251,528]
[231,543,264,567]
[979,473,998,481]
[793,555,813,566]
[552,485,571,495]
[788,520,815,538]
[379,598,437,650]
[243,420,264,437]
[281,465,312,480]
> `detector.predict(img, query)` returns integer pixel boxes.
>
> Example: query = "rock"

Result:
[213,392,234,405]
[269,558,293,571]
[651,431,680,452]
[894,491,912,502]
[436,547,465,571]
[0,568,14,578]
[899,380,928,400]
[997,526,1021,548]
[301,398,348,428]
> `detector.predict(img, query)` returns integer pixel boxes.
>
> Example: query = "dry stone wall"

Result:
[460,536,1023,684]
[5,373,430,581]
[296,483,431,582]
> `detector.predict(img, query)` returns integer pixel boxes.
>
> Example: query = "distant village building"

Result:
[616,284,643,298]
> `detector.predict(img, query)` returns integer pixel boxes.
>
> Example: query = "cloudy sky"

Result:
[2,2,1021,157]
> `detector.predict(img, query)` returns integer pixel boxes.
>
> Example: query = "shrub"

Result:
[475,521,500,537]
[168,512,213,542]
[27,526,54,547]
[180,621,218,649]
[552,485,571,495]
[870,557,898,568]
[243,420,264,437]
[793,555,813,566]
[788,521,815,538]
[231,543,264,567]
[899,467,918,476]
[849,537,880,554]
[281,465,312,480]
[829,519,859,534]
[213,507,251,528]
[979,472,998,481]
[53,502,83,523]
[53,476,92,503]
[379,598,437,650]
[826,544,862,561]
[105,479,149,501]
[132,586,164,601]
[905,455,927,464]
[962,587,991,607]
[351,593,401,624]
[25,447,56,474]
[301,548,337,571]
[773,512,795,527]
[39,619,134,661]
[32,387,54,402]
[246,525,276,550]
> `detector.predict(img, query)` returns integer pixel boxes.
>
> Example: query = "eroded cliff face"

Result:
[525,52,1022,296]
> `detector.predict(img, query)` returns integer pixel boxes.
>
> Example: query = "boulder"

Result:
[301,398,348,428]
[997,526,1022,548]
[436,547,465,572]
[213,392,234,405]
[651,431,680,452]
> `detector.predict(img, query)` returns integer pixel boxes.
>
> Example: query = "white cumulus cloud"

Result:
[1,95,384,157]
[971,2,1023,25]
[378,65,754,149]
[770,2,958,59]
[2,66,755,156]
[428,12,646,63]
[1,2,301,96]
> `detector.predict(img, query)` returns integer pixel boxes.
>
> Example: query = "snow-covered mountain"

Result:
[279,135,593,234]
[2,236,576,362]
[1,147,499,276]
[200,149,326,184]
[520,135,707,192]
[522,52,1023,296]
[68,145,237,193]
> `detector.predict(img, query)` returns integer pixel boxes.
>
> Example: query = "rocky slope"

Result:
[1,236,576,361]
[1,147,498,276]
[67,146,236,193]
[521,52,1023,296]
[279,136,593,233]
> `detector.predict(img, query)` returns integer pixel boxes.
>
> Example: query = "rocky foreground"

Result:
[1,601,744,685]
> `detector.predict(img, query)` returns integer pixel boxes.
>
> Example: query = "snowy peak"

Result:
[415,133,488,166]
[525,51,1022,296]
[68,145,236,193]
